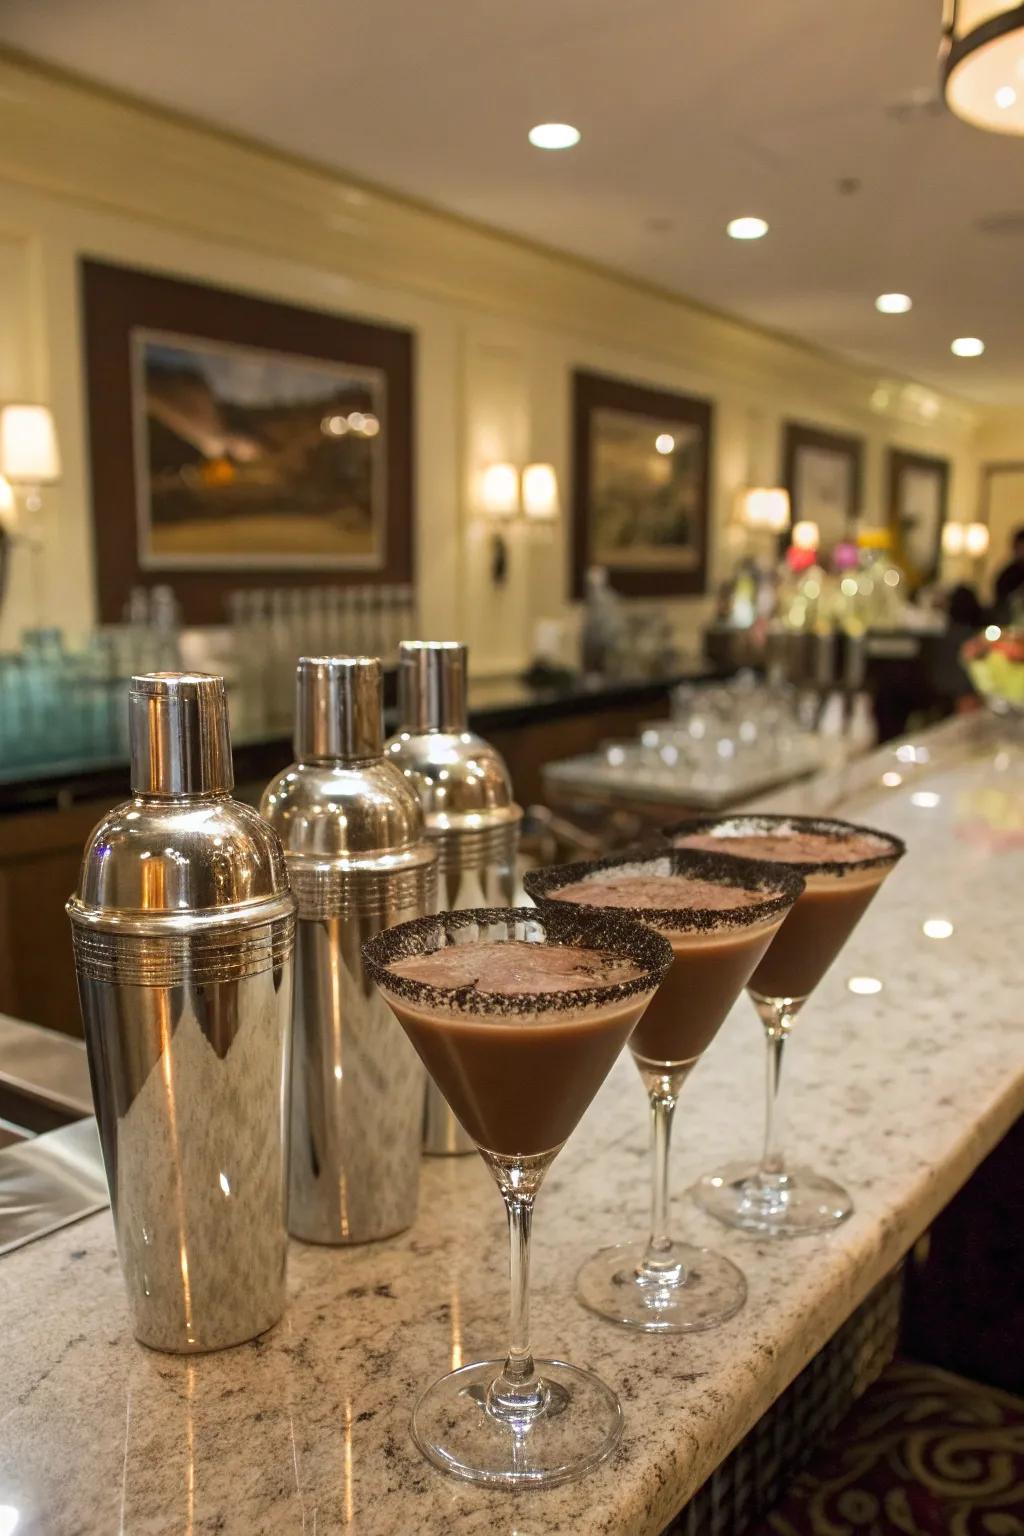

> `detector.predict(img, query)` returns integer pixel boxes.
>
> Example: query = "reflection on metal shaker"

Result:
[261,656,437,1242]
[385,641,522,1154]
[68,673,295,1353]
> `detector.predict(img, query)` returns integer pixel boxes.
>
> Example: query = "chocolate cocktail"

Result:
[364,906,672,1489]
[525,850,803,1332]
[668,814,905,1235]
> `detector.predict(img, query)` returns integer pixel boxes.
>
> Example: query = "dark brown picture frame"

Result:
[571,369,713,598]
[81,258,414,624]
[783,421,863,546]
[887,447,950,588]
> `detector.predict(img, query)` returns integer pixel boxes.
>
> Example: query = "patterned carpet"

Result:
[750,1360,1024,1536]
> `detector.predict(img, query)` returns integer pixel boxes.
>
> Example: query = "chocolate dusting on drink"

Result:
[390,941,643,999]
[362,906,673,1017]
[523,848,804,934]
[663,814,905,879]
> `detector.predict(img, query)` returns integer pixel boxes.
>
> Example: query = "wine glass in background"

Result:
[668,815,905,1236]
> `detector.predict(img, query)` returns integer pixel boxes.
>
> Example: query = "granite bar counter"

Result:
[1,712,1022,1534]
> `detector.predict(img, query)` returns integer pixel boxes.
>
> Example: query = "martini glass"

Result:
[363,905,672,1489]
[524,849,803,1332]
[667,814,905,1237]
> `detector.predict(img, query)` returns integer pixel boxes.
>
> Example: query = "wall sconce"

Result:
[477,461,559,583]
[0,475,15,531]
[791,519,820,552]
[942,521,966,556]
[964,521,990,559]
[0,404,61,513]
[0,403,62,621]
[479,462,520,519]
[522,462,559,521]
[942,520,990,561]
[740,486,790,534]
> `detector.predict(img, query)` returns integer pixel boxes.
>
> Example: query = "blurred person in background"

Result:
[933,584,984,713]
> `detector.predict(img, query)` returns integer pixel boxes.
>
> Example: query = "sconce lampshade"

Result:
[522,462,559,520]
[740,486,790,533]
[943,0,1024,136]
[964,520,990,556]
[479,462,519,519]
[942,521,967,555]
[0,404,61,484]
[791,519,820,551]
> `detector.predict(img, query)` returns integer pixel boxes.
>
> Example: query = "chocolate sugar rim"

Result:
[362,905,674,1017]
[523,846,804,934]
[661,813,906,878]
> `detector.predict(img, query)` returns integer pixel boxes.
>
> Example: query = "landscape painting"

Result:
[81,258,414,623]
[783,422,864,552]
[572,370,712,597]
[133,330,386,568]
[589,408,704,571]
[887,448,949,588]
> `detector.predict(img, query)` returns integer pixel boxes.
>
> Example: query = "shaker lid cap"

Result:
[130,672,233,797]
[397,640,467,733]
[295,655,383,762]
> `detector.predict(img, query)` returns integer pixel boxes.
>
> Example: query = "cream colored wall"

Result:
[972,409,1024,593]
[975,408,1024,465]
[0,55,985,672]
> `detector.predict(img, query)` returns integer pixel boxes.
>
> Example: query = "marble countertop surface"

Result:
[2,713,1022,1535]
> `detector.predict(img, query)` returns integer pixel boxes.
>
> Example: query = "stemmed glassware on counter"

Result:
[667,814,905,1236]
[525,849,803,1331]
[364,905,673,1489]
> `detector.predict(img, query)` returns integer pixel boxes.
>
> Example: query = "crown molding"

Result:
[0,49,980,434]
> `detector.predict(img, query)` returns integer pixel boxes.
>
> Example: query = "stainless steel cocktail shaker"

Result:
[261,656,437,1243]
[68,673,296,1354]
[385,641,522,1154]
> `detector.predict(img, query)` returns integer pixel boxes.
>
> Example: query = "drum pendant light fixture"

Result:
[942,0,1024,134]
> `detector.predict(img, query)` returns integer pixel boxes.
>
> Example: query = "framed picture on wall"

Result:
[571,369,713,598]
[887,448,950,588]
[81,259,414,623]
[783,421,863,549]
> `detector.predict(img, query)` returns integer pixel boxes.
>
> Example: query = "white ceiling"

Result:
[3,0,1024,404]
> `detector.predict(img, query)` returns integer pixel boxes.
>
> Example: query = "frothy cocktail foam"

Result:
[675,828,893,865]
[550,872,767,912]
[388,940,642,996]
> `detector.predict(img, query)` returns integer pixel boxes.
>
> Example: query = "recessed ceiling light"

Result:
[727,216,769,240]
[923,917,954,940]
[528,122,580,150]
[995,85,1017,109]
[875,292,912,314]
[847,976,883,995]
[951,336,985,356]
[655,433,675,455]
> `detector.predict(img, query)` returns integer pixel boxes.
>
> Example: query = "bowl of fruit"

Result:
[962,626,1024,715]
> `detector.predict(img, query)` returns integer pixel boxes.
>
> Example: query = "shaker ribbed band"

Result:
[286,859,437,921]
[427,814,522,874]
[71,912,295,986]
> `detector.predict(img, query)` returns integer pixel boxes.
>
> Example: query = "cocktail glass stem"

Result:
[480,1148,559,1421]
[750,994,805,1197]
[635,1059,695,1283]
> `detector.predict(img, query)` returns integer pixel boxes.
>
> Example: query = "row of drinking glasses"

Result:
[225,584,416,731]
